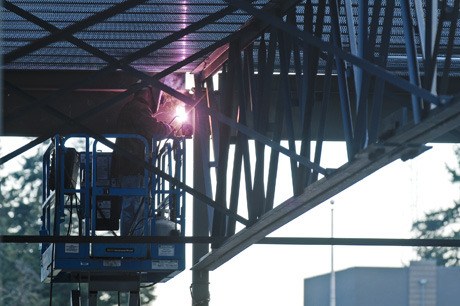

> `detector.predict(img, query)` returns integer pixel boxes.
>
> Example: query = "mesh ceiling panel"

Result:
[1,0,460,75]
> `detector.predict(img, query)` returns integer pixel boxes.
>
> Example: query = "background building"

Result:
[304,261,460,306]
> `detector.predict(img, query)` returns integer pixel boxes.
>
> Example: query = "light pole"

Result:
[419,278,427,306]
[330,200,336,306]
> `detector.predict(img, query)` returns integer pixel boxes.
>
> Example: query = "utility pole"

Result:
[330,200,336,306]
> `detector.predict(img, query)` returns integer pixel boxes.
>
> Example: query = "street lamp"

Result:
[419,278,427,306]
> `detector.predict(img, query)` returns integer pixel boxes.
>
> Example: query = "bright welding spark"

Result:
[175,105,187,123]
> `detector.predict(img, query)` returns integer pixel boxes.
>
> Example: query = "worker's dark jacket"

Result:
[111,97,170,176]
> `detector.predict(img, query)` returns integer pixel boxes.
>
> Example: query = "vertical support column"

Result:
[128,291,140,306]
[330,0,354,159]
[425,0,437,96]
[254,31,274,215]
[0,42,3,134]
[241,47,254,219]
[300,2,315,191]
[88,291,98,306]
[439,1,460,95]
[310,54,333,184]
[228,45,254,234]
[354,1,381,152]
[368,0,395,143]
[415,0,438,95]
[400,0,422,124]
[357,0,368,97]
[415,0,438,116]
[54,135,64,236]
[70,290,81,306]
[344,0,360,97]
[212,42,238,241]
[191,77,210,306]
[264,32,283,213]
[296,0,326,191]
[278,29,297,195]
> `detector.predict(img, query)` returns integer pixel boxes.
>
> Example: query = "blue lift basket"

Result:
[40,134,187,285]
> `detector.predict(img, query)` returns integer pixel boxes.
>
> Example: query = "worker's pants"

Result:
[119,175,145,236]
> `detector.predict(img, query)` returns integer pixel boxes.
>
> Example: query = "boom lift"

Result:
[40,134,186,305]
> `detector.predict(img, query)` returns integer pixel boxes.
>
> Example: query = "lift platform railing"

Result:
[39,134,186,285]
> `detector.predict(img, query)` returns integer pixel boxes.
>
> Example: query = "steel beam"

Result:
[296,0,326,191]
[258,237,460,247]
[368,0,396,143]
[4,235,460,248]
[192,0,302,81]
[192,81,211,306]
[400,0,423,123]
[253,33,272,215]
[211,50,236,242]
[227,46,254,230]
[344,0,359,97]
[440,1,460,95]
[330,0,354,158]
[223,0,440,106]
[310,54,333,184]
[4,2,237,123]
[193,96,460,271]
[356,0,368,105]
[203,102,329,175]
[278,31,297,195]
[3,0,149,64]
[264,33,285,212]
[2,84,250,228]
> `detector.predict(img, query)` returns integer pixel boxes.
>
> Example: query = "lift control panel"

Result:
[40,134,186,285]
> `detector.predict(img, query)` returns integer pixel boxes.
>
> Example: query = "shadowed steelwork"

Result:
[2,1,460,305]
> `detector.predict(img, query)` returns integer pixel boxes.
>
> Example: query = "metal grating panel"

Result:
[1,0,268,72]
[1,0,460,75]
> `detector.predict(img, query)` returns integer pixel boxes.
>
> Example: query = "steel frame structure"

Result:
[2,1,460,305]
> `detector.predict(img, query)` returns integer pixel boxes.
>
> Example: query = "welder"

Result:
[111,83,173,236]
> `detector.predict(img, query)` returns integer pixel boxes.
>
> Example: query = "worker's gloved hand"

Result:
[181,123,193,137]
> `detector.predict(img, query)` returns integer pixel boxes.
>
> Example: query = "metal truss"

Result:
[2,1,460,305]
[191,0,460,273]
[4,235,460,248]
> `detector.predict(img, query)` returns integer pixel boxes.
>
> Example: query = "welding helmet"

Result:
[133,84,160,113]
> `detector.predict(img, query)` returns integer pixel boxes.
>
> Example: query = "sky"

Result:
[1,138,459,305]
[153,141,459,306]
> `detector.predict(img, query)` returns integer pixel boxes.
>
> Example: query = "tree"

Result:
[412,147,460,266]
[0,141,73,306]
[0,139,155,305]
